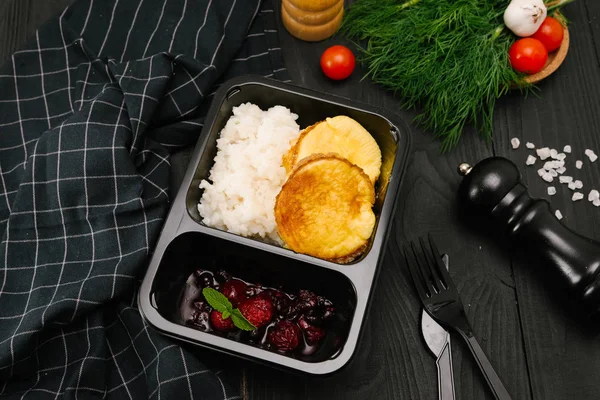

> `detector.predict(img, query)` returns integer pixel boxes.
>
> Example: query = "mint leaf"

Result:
[230,309,256,331]
[202,287,232,313]
[221,310,231,319]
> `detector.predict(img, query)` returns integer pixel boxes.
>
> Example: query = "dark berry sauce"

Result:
[180,269,337,358]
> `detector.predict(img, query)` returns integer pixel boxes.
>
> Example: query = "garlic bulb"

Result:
[503,0,548,37]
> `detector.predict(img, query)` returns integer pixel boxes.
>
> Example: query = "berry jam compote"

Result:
[180,269,337,358]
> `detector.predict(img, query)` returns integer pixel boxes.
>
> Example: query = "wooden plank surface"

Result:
[493,1,600,400]
[0,0,73,63]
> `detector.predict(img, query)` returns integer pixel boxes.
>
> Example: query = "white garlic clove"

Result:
[504,0,548,37]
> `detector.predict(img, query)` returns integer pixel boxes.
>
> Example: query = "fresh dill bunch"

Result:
[342,0,530,151]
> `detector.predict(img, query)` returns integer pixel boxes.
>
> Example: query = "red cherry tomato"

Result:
[509,38,548,75]
[320,45,356,81]
[531,16,564,53]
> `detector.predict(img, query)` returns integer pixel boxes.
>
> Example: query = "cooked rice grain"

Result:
[197,103,300,243]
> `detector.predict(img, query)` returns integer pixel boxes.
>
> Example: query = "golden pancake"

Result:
[282,116,382,183]
[275,154,376,263]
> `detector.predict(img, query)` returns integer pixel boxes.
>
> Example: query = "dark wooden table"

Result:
[3,0,600,399]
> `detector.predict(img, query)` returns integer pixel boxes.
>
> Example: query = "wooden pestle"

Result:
[281,0,344,42]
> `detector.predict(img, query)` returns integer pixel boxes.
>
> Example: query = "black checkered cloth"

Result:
[0,0,289,398]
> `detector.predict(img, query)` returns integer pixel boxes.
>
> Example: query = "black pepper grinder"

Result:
[457,156,600,319]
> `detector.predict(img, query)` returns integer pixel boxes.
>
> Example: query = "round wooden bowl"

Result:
[523,17,570,84]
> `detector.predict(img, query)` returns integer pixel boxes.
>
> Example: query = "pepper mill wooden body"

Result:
[457,157,600,319]
[281,0,344,42]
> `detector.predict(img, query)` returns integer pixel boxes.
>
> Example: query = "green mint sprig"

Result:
[202,287,256,331]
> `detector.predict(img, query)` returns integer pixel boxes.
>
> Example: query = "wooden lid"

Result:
[282,0,344,42]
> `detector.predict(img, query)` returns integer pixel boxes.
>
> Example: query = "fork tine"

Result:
[419,236,444,292]
[426,234,455,290]
[402,245,430,300]
[410,241,438,296]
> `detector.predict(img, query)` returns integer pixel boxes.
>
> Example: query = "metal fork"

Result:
[403,235,513,400]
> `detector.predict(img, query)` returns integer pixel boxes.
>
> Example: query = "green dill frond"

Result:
[341,0,538,151]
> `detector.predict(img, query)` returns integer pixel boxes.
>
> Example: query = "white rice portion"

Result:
[197,103,300,244]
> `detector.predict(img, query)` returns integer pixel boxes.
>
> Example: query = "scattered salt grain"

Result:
[564,145,572,153]
[548,187,557,196]
[557,153,567,161]
[536,147,551,160]
[526,142,535,149]
[589,190,600,202]
[559,176,573,183]
[594,199,600,207]
[574,180,583,189]
[576,160,583,169]
[555,210,563,220]
[568,182,577,190]
[550,149,558,159]
[549,169,558,177]
[572,192,584,201]
[542,173,554,183]
[537,168,546,177]
[526,155,537,165]
[557,166,566,174]
[585,149,598,162]
[511,138,520,149]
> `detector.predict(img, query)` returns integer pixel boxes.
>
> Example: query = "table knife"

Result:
[421,254,455,400]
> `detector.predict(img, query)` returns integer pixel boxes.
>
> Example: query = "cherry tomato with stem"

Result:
[320,45,356,81]
[509,38,548,75]
[531,16,564,53]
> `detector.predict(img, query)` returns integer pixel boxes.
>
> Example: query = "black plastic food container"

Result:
[138,76,412,375]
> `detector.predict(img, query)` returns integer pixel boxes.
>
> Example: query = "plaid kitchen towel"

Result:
[0,0,289,398]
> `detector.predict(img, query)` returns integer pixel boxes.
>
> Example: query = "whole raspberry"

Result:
[239,296,274,329]
[210,310,235,332]
[268,321,301,352]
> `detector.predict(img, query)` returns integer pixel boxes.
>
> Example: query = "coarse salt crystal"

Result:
[537,147,551,160]
[548,187,557,195]
[559,176,573,183]
[555,210,563,220]
[594,199,600,207]
[588,152,598,162]
[585,149,597,158]
[549,169,558,177]
[568,182,577,190]
[526,155,537,165]
[542,173,554,183]
[572,192,584,201]
[511,138,520,149]
[589,190,600,202]
[557,153,566,161]
[537,168,546,177]
[550,149,559,158]
[526,142,535,149]
[575,180,583,189]
[576,160,583,169]
[547,161,563,170]
[564,145,572,153]
[557,166,566,174]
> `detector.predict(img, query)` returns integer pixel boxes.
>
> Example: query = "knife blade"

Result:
[421,254,455,400]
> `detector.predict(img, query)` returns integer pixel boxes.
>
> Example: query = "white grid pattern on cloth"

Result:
[0,0,289,398]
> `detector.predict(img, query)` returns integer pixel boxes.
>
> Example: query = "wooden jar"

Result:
[281,0,344,42]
